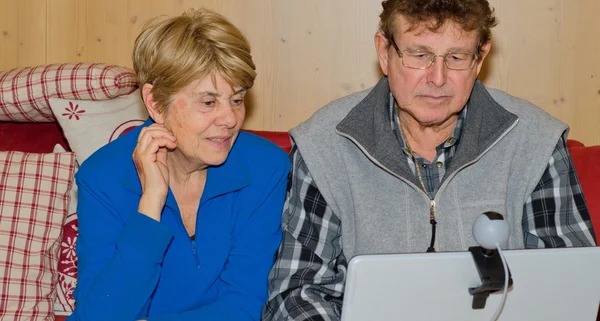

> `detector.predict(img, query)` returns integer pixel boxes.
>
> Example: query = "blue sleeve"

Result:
[146,155,290,321]
[68,171,174,321]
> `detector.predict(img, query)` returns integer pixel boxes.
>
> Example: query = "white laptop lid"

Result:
[341,247,600,321]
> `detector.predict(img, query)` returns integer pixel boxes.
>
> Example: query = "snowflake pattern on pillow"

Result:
[55,212,78,314]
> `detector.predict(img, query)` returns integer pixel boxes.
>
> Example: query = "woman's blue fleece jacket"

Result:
[67,119,290,321]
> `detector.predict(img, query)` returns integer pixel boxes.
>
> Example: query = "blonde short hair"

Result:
[133,8,257,113]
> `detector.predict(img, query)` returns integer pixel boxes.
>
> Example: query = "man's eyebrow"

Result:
[405,44,434,51]
[405,44,475,53]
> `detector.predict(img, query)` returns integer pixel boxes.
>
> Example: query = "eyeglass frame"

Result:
[389,37,480,71]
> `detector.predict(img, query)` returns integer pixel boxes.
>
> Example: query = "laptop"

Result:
[341,247,600,321]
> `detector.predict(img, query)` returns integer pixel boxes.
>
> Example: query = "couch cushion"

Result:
[55,211,78,315]
[48,89,147,164]
[0,122,70,153]
[52,145,79,315]
[569,145,600,241]
[0,151,76,320]
[0,63,137,122]
[567,139,585,149]
[244,129,292,153]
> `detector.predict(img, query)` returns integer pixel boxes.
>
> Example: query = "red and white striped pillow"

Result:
[0,63,137,122]
[0,151,76,320]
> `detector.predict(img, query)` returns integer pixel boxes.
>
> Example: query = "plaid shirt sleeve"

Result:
[522,137,597,247]
[263,144,347,321]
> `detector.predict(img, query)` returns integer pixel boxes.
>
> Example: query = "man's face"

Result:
[375,15,490,127]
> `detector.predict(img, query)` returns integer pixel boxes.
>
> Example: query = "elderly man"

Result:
[263,0,597,320]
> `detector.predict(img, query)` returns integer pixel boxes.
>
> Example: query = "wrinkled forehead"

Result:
[395,14,480,48]
[396,14,474,39]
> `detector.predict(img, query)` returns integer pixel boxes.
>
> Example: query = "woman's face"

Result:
[161,73,246,168]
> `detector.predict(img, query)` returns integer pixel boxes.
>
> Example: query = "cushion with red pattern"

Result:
[0,151,76,320]
[0,63,137,122]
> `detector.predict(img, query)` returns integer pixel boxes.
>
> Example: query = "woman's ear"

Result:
[141,83,164,124]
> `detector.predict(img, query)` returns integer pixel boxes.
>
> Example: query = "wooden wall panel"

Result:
[486,0,600,145]
[0,0,19,70]
[268,1,381,131]
[47,0,88,63]
[85,0,133,67]
[0,0,46,69]
[560,0,600,146]
[17,0,47,68]
[1,0,600,145]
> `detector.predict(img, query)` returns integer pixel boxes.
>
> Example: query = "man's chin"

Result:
[411,112,458,128]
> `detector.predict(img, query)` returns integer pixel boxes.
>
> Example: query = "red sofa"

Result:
[0,122,597,321]
[568,141,600,238]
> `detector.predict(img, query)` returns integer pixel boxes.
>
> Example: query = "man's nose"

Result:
[426,55,448,88]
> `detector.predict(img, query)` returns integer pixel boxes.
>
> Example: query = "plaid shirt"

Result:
[391,103,466,197]
[263,98,597,321]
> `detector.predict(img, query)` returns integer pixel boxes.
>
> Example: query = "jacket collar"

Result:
[123,118,251,203]
[335,77,518,181]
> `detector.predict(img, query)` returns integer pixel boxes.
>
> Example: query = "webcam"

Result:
[472,211,510,250]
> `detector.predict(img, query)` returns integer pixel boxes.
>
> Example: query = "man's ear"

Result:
[374,32,390,76]
[475,41,492,75]
[141,83,164,124]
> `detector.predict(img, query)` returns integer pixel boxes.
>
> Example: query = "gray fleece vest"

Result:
[290,77,567,259]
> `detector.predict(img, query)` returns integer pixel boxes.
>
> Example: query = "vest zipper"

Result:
[428,200,437,252]
[431,118,519,250]
[429,200,436,224]
[337,117,519,251]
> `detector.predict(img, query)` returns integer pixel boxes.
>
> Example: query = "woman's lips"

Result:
[206,136,232,148]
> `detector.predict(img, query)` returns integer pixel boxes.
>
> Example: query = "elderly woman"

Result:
[68,8,289,321]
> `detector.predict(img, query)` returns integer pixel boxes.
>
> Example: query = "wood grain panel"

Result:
[266,1,381,130]
[85,0,133,67]
[17,0,47,68]
[564,0,600,145]
[0,0,19,70]
[47,0,88,63]
[487,0,600,145]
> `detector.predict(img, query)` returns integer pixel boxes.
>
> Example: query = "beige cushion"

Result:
[49,89,148,164]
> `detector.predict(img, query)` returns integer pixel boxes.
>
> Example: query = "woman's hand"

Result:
[132,124,177,221]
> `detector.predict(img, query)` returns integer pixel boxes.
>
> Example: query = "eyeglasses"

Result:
[390,37,479,70]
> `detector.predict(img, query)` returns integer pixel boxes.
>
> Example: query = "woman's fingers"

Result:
[137,126,176,148]
[132,124,177,189]
[132,124,177,221]
[137,137,177,156]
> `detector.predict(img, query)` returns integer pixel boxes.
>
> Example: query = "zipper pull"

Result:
[429,200,437,225]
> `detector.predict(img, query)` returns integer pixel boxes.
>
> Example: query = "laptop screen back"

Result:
[341,247,600,321]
